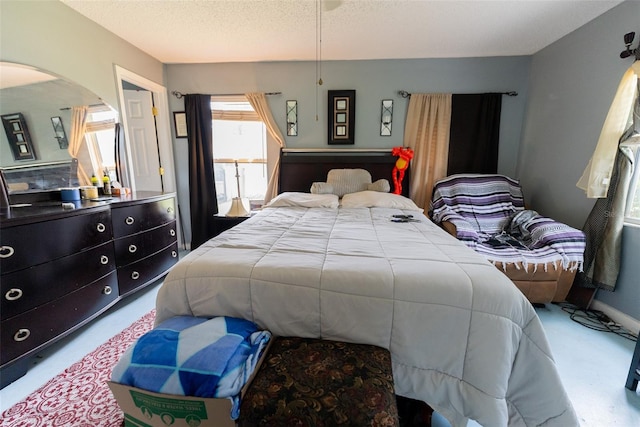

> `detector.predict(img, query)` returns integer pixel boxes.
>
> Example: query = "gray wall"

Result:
[166,57,531,242]
[0,1,163,115]
[521,0,639,320]
[0,78,102,167]
[2,0,636,321]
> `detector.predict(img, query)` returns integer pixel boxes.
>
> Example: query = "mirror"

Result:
[286,100,298,136]
[380,99,393,136]
[0,61,114,194]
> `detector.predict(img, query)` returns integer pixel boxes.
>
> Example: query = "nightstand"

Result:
[212,213,252,237]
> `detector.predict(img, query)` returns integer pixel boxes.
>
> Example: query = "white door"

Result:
[123,89,163,192]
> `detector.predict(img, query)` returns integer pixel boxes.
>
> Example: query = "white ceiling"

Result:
[60,0,625,64]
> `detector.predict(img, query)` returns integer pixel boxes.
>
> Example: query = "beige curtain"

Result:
[403,93,452,209]
[67,106,91,185]
[577,61,639,198]
[246,92,286,204]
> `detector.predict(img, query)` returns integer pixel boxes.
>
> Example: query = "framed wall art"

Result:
[2,113,36,161]
[328,90,355,145]
[380,99,393,136]
[173,111,188,138]
[286,100,298,136]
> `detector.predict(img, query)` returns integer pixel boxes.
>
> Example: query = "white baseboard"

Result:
[590,300,640,337]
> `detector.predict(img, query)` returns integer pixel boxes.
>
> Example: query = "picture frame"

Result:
[51,116,69,149]
[2,113,36,161]
[380,99,393,136]
[173,111,188,138]
[286,100,298,136]
[328,90,355,145]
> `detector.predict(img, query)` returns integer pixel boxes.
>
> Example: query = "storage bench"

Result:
[238,336,399,426]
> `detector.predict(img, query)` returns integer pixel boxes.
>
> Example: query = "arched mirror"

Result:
[0,61,120,195]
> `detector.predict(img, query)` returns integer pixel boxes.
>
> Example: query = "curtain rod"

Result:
[398,90,518,98]
[171,90,281,99]
[282,148,391,153]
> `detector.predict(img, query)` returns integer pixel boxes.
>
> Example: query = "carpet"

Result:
[0,310,156,427]
[0,309,432,427]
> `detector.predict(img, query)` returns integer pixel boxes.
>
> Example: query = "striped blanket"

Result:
[430,174,585,272]
[111,316,271,419]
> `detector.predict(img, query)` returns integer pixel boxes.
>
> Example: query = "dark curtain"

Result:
[185,94,218,249]
[447,93,502,175]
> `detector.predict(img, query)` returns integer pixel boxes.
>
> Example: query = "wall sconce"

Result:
[286,100,298,136]
[380,99,393,136]
[51,116,68,149]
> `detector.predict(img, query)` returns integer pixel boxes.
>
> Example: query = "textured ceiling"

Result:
[60,0,624,64]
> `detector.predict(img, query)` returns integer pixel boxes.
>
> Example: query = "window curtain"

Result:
[572,62,639,297]
[577,61,639,198]
[67,106,91,185]
[245,92,285,204]
[185,94,218,249]
[447,93,502,175]
[403,93,452,209]
[574,134,639,293]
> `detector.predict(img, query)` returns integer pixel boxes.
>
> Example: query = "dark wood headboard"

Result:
[278,148,410,197]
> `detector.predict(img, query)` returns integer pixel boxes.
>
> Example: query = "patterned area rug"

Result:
[0,310,156,427]
[1,309,432,427]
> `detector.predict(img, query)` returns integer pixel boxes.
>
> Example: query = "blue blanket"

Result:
[111,316,271,419]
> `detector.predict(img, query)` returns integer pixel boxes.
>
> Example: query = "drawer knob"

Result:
[125,216,135,225]
[167,207,174,214]
[131,271,140,280]
[170,229,176,237]
[128,244,137,253]
[0,246,15,258]
[14,328,30,342]
[96,223,106,233]
[5,288,23,301]
[102,286,112,295]
[100,255,109,265]
[172,251,178,258]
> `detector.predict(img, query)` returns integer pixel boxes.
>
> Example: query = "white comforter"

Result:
[156,207,578,427]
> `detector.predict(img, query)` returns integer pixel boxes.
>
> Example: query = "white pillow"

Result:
[340,191,423,211]
[264,192,339,208]
[367,179,390,193]
[310,182,334,194]
[326,169,372,197]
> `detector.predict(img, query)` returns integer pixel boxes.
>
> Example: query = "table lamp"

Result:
[226,160,250,217]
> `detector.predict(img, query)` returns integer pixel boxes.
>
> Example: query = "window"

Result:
[85,105,118,181]
[211,96,267,212]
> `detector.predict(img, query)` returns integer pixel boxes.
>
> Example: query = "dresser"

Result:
[0,192,178,387]
[112,195,179,296]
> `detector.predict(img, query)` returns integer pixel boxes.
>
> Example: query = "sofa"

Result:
[430,174,586,304]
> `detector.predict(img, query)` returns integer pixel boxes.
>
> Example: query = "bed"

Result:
[155,149,578,427]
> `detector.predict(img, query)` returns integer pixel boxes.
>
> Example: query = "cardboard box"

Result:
[108,338,272,427]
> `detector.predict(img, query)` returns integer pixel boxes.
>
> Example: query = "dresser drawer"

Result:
[0,272,118,365]
[114,221,177,267]
[0,208,112,274]
[1,242,116,321]
[117,242,179,296]
[112,197,176,238]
